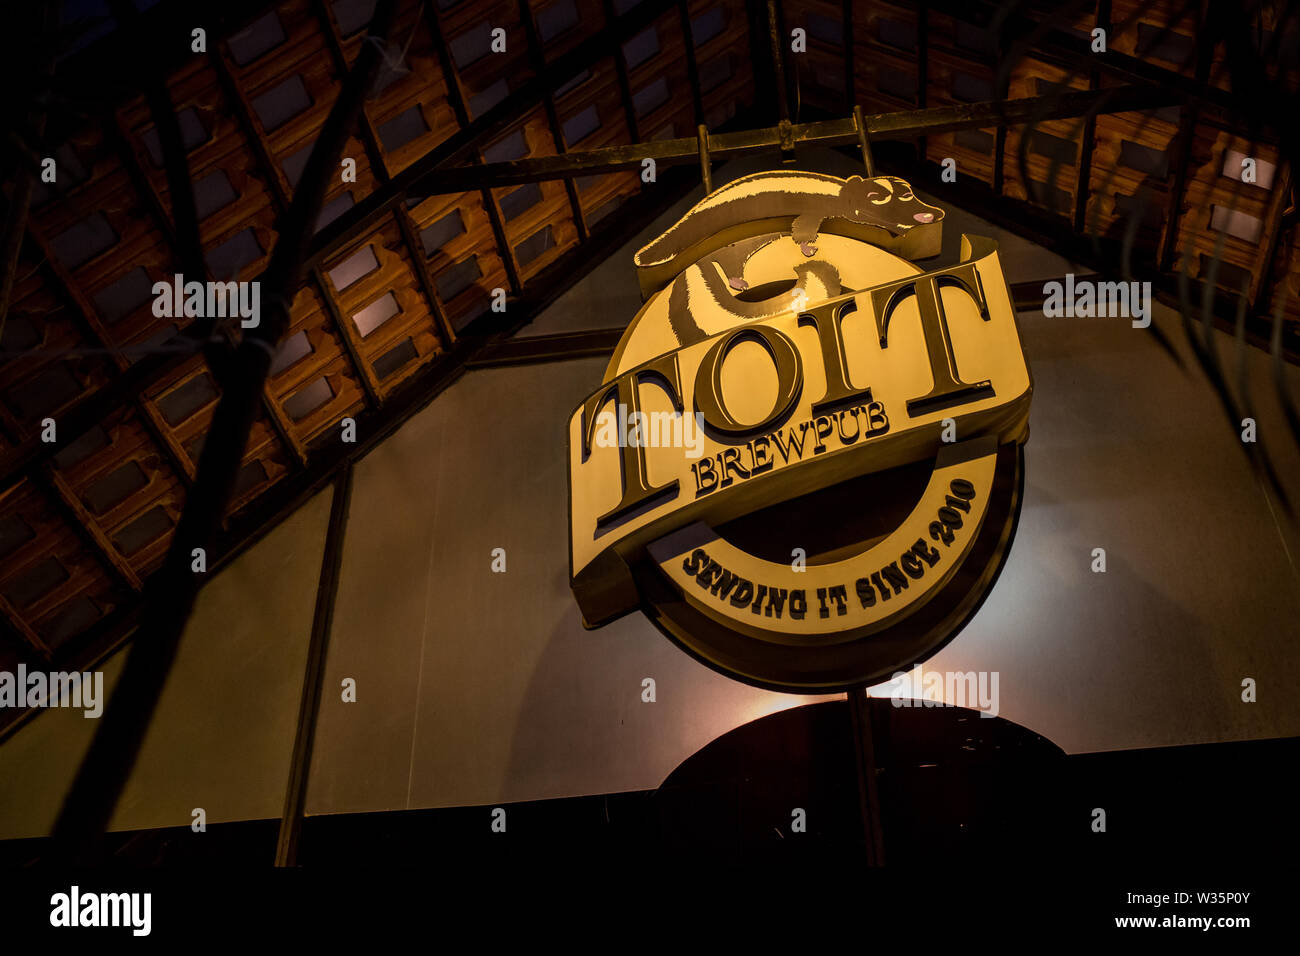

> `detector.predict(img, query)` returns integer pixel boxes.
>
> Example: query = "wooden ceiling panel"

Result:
[350,1,462,178]
[0,259,115,443]
[320,215,448,395]
[0,479,120,657]
[266,284,369,446]
[531,0,605,64]
[441,0,537,122]
[1086,109,1181,252]
[488,108,580,281]
[405,191,511,330]
[48,407,186,583]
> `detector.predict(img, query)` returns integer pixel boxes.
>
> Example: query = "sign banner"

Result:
[567,171,1031,691]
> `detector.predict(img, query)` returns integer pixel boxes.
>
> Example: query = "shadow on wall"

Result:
[654,699,1068,867]
[499,598,845,804]
[649,699,1300,869]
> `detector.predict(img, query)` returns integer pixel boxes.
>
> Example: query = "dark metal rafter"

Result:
[678,0,705,128]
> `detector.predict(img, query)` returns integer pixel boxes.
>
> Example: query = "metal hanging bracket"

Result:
[853,105,877,178]
[697,123,713,194]
[778,117,796,163]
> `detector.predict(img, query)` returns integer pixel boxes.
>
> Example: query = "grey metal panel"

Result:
[0,488,335,839]
[308,357,838,814]
[936,296,1300,754]
[303,403,448,815]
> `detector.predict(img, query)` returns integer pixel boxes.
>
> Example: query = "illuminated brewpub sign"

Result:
[567,171,1032,692]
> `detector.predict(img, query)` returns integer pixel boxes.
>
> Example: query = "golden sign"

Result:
[567,171,1031,691]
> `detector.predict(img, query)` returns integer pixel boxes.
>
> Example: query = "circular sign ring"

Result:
[633,441,1024,692]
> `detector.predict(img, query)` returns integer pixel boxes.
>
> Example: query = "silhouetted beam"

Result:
[460,282,1094,369]
[604,0,642,145]
[847,687,886,866]
[1073,0,1111,233]
[38,0,280,141]
[766,0,790,124]
[400,85,1180,196]
[1159,0,1215,273]
[0,3,53,350]
[841,0,854,109]
[33,253,196,491]
[51,0,403,853]
[916,3,930,159]
[0,330,214,494]
[105,0,205,282]
[1010,275,1102,311]
[1252,162,1294,319]
[679,0,705,128]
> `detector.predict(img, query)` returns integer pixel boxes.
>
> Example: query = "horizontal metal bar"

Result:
[0,82,1193,497]
[465,278,1100,370]
[1010,275,1102,311]
[405,85,1180,196]
[465,328,626,368]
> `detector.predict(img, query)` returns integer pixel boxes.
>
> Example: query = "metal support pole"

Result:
[275,463,353,866]
[697,124,713,193]
[766,0,790,124]
[847,686,886,866]
[853,105,876,177]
